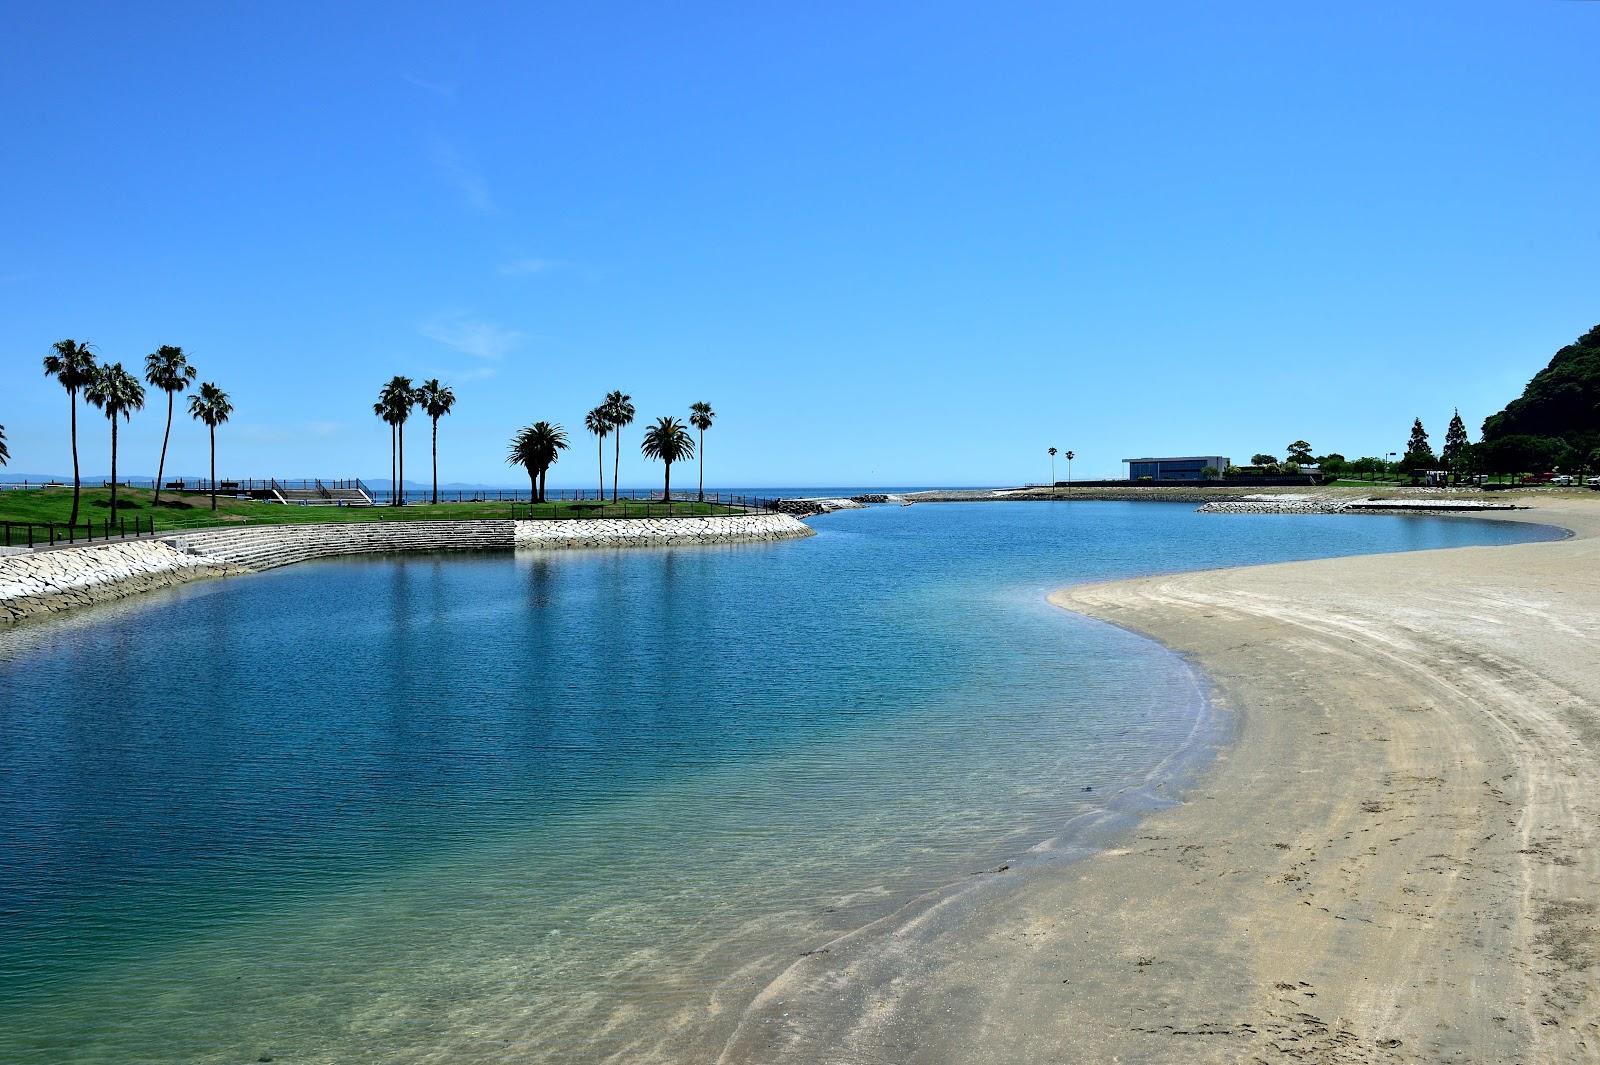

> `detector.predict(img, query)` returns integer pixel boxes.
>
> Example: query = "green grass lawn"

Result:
[0,486,747,535]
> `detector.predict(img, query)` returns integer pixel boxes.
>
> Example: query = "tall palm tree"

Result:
[529,421,569,502]
[42,339,98,527]
[640,416,694,501]
[507,426,540,501]
[373,394,398,505]
[603,390,635,502]
[375,376,416,505]
[188,383,233,511]
[1048,446,1058,487]
[145,345,196,507]
[414,379,456,504]
[0,424,8,467]
[84,362,146,519]
[688,402,715,502]
[584,406,611,500]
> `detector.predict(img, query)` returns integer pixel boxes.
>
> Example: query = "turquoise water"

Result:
[0,503,1559,1063]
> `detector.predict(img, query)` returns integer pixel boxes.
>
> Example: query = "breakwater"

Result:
[0,514,814,623]
[0,540,245,623]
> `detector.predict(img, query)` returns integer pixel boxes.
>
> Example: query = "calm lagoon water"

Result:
[0,503,1559,1063]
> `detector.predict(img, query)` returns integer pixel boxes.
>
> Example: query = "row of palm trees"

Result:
[510,394,716,503]
[39,339,234,518]
[371,376,457,505]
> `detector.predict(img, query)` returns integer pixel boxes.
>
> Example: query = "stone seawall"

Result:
[0,540,244,623]
[514,513,814,548]
[168,521,517,570]
[0,514,814,624]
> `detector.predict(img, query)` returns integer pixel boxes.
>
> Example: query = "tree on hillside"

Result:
[42,339,98,527]
[689,401,715,501]
[1442,409,1471,477]
[144,345,196,507]
[1285,440,1314,464]
[1401,417,1436,471]
[584,406,611,499]
[640,416,694,500]
[414,379,456,504]
[603,390,635,502]
[84,363,146,518]
[188,383,233,511]
[1481,323,1600,464]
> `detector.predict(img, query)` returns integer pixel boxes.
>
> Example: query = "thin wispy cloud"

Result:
[419,312,524,360]
[403,73,456,99]
[427,134,495,213]
[498,257,561,276]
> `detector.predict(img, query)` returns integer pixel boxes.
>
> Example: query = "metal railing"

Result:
[2,515,160,548]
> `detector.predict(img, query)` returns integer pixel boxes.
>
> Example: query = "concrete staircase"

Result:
[165,520,516,571]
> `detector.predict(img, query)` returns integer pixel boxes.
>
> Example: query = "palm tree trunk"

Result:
[697,429,704,502]
[209,425,217,511]
[528,469,536,501]
[397,422,405,507]
[389,425,397,506]
[68,391,81,528]
[539,468,548,504]
[597,436,604,500]
[663,460,671,502]
[431,417,439,505]
[109,417,118,522]
[612,434,621,503]
[154,391,173,508]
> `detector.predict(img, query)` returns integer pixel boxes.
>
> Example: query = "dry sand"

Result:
[724,497,1600,1064]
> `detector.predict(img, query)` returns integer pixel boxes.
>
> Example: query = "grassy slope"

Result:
[0,486,738,533]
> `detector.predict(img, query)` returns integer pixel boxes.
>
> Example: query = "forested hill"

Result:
[1482,324,1600,461]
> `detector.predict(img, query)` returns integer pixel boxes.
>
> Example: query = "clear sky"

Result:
[3,2,1597,486]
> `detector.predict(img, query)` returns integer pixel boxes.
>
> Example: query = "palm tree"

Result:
[84,362,146,519]
[507,426,540,501]
[0,424,8,467]
[188,383,233,511]
[603,390,635,502]
[373,394,398,505]
[414,379,456,504]
[375,376,415,505]
[529,421,569,502]
[688,402,715,501]
[42,339,98,527]
[640,416,694,501]
[1048,446,1058,487]
[145,345,197,507]
[584,406,611,500]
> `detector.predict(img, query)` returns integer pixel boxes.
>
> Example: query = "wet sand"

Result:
[724,497,1600,1063]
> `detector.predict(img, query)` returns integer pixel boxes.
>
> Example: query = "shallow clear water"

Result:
[0,503,1559,1063]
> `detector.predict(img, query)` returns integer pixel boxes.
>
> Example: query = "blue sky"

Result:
[3,2,1597,486]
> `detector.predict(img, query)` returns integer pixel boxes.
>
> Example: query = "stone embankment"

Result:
[771,498,867,516]
[0,540,245,623]
[168,520,517,570]
[0,514,815,624]
[1198,497,1352,515]
[514,513,813,548]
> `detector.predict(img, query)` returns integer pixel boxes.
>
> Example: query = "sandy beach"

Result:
[725,496,1600,1064]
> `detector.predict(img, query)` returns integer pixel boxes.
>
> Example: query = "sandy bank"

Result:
[726,499,1599,1064]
